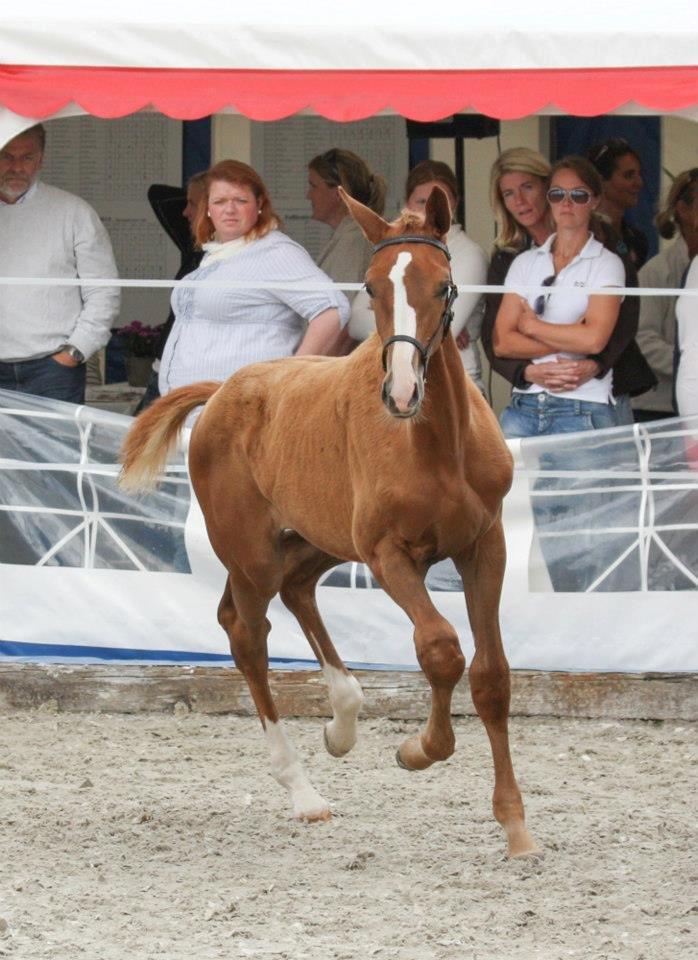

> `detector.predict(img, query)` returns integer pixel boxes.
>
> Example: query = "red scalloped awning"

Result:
[2,65,698,121]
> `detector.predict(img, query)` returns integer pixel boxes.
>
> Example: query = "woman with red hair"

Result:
[159,160,349,394]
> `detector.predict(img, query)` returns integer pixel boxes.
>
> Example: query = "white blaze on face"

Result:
[388,251,418,411]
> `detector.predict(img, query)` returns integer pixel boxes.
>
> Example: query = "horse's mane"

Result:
[390,209,428,234]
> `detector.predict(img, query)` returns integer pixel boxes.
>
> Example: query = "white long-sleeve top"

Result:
[676,255,698,417]
[159,229,350,393]
[348,224,487,390]
[0,181,120,362]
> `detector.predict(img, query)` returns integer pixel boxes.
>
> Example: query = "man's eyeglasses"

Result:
[533,275,556,316]
[547,187,593,205]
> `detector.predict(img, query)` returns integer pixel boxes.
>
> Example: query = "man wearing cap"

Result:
[0,124,119,403]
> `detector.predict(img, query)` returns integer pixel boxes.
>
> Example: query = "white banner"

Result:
[1,389,696,672]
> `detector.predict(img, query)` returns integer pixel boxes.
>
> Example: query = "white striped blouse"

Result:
[159,229,350,393]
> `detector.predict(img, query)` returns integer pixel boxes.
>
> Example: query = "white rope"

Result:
[0,503,185,527]
[0,275,696,298]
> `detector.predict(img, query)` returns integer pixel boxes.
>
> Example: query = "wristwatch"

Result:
[57,344,86,364]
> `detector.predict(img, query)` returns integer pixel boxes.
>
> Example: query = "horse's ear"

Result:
[339,186,388,245]
[424,185,451,240]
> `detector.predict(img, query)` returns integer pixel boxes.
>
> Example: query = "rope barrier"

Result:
[0,276,696,297]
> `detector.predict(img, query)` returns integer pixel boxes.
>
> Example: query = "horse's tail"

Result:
[119,381,220,493]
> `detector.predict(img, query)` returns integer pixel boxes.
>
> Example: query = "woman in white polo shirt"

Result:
[493,155,625,438]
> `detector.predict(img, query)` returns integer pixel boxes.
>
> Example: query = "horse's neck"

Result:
[418,336,470,449]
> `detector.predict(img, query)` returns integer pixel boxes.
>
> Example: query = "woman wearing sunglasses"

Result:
[481,149,653,428]
[493,155,625,438]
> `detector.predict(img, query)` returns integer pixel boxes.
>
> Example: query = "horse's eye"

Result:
[437,283,450,300]
[365,283,374,298]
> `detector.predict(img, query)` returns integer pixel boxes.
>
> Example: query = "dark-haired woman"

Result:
[493,156,625,438]
[587,138,648,268]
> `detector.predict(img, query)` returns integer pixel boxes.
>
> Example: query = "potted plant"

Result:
[117,321,161,387]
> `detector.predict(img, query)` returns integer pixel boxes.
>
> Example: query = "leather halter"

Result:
[369,235,459,373]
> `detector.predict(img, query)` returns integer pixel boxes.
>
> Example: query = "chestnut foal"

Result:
[120,186,540,858]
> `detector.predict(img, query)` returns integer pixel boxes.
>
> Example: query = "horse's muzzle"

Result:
[381,376,424,418]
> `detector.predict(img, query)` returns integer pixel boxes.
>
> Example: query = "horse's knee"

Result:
[468,656,511,722]
[415,624,465,688]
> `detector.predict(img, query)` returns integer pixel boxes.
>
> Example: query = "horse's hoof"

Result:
[396,735,435,771]
[296,806,332,824]
[395,747,411,770]
[323,723,352,758]
[507,827,544,860]
[510,848,545,861]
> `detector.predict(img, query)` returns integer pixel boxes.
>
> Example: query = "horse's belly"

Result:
[273,487,359,563]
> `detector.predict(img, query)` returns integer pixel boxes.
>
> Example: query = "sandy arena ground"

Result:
[0,709,695,960]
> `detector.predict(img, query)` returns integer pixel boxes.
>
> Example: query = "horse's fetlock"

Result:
[422,730,455,762]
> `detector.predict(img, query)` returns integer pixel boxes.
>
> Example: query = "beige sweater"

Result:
[633,236,689,413]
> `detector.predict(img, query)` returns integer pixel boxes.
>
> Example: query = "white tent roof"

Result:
[4,1,696,71]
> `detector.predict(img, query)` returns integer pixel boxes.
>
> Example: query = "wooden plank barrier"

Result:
[0,664,695,721]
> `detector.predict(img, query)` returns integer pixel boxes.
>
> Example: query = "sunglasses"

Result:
[320,149,342,186]
[547,187,593,205]
[534,275,556,316]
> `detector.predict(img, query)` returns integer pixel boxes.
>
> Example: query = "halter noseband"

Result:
[370,235,459,373]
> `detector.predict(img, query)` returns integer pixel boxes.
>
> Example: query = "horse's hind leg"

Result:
[454,520,541,859]
[279,533,364,758]
[217,571,331,823]
[367,542,465,770]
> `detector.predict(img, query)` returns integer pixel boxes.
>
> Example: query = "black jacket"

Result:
[147,184,204,359]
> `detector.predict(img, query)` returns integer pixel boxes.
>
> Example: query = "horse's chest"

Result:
[357,476,486,555]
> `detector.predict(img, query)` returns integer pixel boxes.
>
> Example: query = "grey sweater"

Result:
[0,181,120,362]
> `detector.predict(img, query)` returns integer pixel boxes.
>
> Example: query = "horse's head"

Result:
[341,185,457,419]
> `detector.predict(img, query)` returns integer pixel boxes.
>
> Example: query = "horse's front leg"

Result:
[368,542,465,770]
[453,519,541,859]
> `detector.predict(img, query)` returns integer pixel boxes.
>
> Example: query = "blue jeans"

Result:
[500,391,618,439]
[613,393,634,426]
[0,355,86,404]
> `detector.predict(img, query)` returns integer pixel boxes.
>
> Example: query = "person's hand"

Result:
[524,358,601,392]
[517,298,540,338]
[51,350,80,368]
[455,329,470,350]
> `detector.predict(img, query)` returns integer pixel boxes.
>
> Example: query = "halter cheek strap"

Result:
[370,235,459,373]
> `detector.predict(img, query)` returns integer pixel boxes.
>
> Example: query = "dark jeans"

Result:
[133,369,160,415]
[0,355,86,404]
[632,408,675,423]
